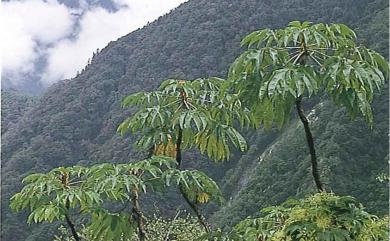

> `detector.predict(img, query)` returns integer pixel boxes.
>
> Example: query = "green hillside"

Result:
[1,91,37,134]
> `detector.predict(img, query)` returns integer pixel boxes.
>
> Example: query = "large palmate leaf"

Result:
[89,156,178,200]
[10,165,103,225]
[161,169,224,205]
[9,156,174,224]
[87,209,136,241]
[10,155,224,240]
[10,166,100,211]
[228,21,388,127]
[118,77,249,161]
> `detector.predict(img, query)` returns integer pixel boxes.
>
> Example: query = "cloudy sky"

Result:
[1,0,186,90]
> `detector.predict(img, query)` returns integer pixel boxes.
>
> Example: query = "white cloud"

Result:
[1,17,36,73]
[1,0,187,88]
[42,0,186,84]
[1,0,74,74]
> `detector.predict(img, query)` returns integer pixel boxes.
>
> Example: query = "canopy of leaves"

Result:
[228,21,388,128]
[10,156,224,240]
[118,78,249,161]
[9,165,102,224]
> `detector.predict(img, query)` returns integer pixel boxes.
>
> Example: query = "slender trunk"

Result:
[295,96,325,192]
[176,128,182,166]
[64,199,80,241]
[147,145,154,159]
[64,214,80,241]
[176,127,210,232]
[131,190,147,241]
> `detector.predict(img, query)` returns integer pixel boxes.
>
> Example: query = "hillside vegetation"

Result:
[1,91,37,134]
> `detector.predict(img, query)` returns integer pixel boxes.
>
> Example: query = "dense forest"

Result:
[1,0,388,240]
[1,91,37,134]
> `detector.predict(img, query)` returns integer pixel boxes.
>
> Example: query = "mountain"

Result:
[1,91,37,134]
[1,0,388,240]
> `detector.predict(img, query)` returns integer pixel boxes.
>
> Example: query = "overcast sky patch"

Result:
[1,0,186,87]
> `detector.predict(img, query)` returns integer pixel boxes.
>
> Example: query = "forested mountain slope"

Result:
[1,91,37,134]
[1,0,388,240]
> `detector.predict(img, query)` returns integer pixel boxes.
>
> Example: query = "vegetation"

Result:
[2,0,388,240]
[1,90,36,134]
[227,21,388,191]
[10,156,221,240]
[117,77,248,231]
[212,193,388,240]
[118,77,248,162]
[54,212,205,241]
[10,20,388,241]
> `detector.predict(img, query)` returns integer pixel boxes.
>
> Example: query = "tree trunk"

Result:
[176,128,183,166]
[131,190,147,241]
[64,214,80,241]
[295,96,325,192]
[176,127,210,232]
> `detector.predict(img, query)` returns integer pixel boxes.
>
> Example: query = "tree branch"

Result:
[295,96,325,192]
[176,125,210,232]
[131,190,147,241]
[176,128,183,167]
[64,213,80,241]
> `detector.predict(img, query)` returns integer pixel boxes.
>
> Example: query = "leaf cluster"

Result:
[118,78,250,161]
[228,193,388,241]
[228,21,389,127]
[10,156,224,240]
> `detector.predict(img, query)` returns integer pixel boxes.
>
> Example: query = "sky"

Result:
[1,0,186,89]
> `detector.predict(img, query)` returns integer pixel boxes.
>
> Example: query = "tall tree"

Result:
[228,21,389,192]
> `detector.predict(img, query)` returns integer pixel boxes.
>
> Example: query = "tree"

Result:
[228,21,389,191]
[9,166,100,241]
[10,156,223,240]
[10,79,234,240]
[118,77,249,231]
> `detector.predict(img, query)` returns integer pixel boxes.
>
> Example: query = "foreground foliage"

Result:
[206,193,388,241]
[118,77,249,162]
[10,156,222,240]
[118,77,248,231]
[54,212,205,241]
[229,21,388,126]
